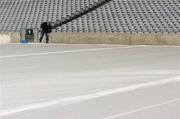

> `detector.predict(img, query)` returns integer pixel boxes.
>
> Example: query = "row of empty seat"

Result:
[0,0,179,33]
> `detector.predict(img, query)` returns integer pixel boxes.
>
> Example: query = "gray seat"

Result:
[0,0,179,34]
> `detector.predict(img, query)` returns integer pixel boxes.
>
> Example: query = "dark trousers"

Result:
[39,32,49,43]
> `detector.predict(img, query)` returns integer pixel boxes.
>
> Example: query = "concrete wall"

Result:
[0,32,21,43]
[1,32,180,45]
[49,33,130,45]
[129,33,180,45]
[0,33,11,43]
[49,33,180,45]
[10,32,21,43]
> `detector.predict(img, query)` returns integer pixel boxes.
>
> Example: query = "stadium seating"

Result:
[0,0,179,33]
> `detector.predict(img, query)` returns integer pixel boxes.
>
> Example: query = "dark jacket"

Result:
[41,22,52,33]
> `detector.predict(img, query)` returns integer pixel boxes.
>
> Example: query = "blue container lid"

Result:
[20,39,28,44]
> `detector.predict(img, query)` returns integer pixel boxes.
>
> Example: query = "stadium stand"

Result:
[0,0,179,33]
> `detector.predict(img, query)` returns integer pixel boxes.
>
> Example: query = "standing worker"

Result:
[39,22,52,43]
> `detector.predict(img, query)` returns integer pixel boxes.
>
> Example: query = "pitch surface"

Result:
[0,44,180,119]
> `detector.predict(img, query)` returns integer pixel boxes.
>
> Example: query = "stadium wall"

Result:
[49,33,180,45]
[1,32,180,45]
[0,33,11,43]
[0,32,20,43]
